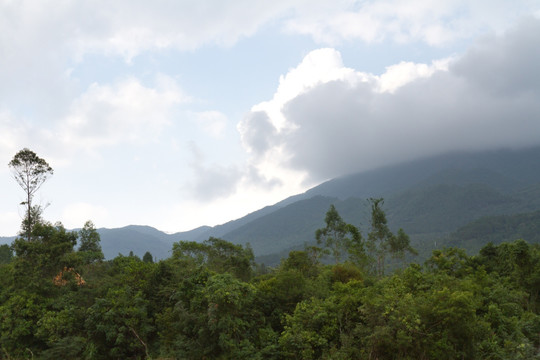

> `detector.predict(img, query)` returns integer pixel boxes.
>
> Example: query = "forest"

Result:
[1,204,540,359]
[2,149,540,359]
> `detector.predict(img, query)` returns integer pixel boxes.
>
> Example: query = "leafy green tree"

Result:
[255,269,307,332]
[11,222,77,292]
[316,204,365,264]
[0,244,12,264]
[173,237,255,281]
[78,220,104,264]
[367,198,393,276]
[8,148,53,241]
[279,278,364,359]
[106,254,155,292]
[202,273,262,358]
[155,265,212,358]
[206,237,255,281]
[367,198,416,276]
[425,247,472,278]
[280,297,339,359]
[476,239,540,312]
[281,250,319,278]
[143,251,154,263]
[85,286,153,359]
[389,228,418,262]
[20,204,46,241]
[0,292,47,356]
[36,307,87,360]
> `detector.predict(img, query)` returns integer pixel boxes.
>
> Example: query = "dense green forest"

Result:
[2,205,540,359]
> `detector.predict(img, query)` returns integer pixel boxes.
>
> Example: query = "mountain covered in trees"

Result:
[3,146,531,262]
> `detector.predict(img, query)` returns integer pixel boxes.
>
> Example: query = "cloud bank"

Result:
[241,18,540,185]
[1,1,539,234]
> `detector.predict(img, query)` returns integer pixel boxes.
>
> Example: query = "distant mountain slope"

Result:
[98,226,174,260]
[303,147,540,200]
[1,226,180,261]
[385,183,519,234]
[222,182,534,257]
[172,146,540,259]
[186,203,290,242]
[2,146,540,262]
[217,146,540,258]
[97,225,216,259]
[222,196,337,255]
[443,210,540,253]
[0,236,15,246]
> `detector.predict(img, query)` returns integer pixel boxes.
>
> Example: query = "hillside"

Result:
[301,147,540,200]
[2,146,539,261]
[0,236,15,246]
[216,146,540,261]
[443,210,540,253]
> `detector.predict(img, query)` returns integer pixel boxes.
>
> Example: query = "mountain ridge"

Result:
[2,146,540,261]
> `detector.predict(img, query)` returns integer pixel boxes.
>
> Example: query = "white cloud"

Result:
[239,47,451,187]
[377,59,451,93]
[0,0,296,62]
[60,202,110,230]
[249,48,370,131]
[0,211,20,237]
[2,0,536,69]
[243,48,450,144]
[192,111,228,138]
[241,18,540,186]
[0,110,27,165]
[1,1,536,134]
[284,0,540,46]
[188,162,243,201]
[59,75,187,153]
[0,74,188,169]
[185,141,243,201]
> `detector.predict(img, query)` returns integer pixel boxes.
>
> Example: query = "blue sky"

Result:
[1,0,540,236]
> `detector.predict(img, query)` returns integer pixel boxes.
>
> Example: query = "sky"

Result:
[1,0,540,236]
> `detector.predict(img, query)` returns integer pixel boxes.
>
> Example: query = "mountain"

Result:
[0,236,15,246]
[210,146,540,261]
[303,147,540,200]
[2,146,540,262]
[97,226,175,260]
[443,210,540,253]
[186,204,289,242]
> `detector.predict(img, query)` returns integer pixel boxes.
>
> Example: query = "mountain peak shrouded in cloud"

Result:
[242,18,540,186]
[0,1,539,236]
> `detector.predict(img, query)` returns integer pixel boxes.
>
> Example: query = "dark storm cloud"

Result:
[259,18,540,183]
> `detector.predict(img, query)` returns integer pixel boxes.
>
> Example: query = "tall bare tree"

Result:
[8,148,53,241]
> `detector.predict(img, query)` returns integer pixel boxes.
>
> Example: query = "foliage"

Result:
[142,251,154,263]
[2,208,540,359]
[78,220,104,264]
[315,204,365,265]
[85,286,153,359]
[0,244,12,264]
[368,198,417,276]
[173,237,255,281]
[11,222,78,292]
